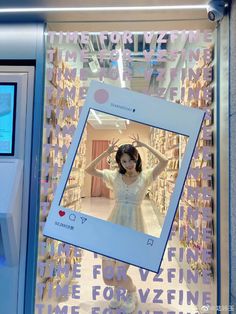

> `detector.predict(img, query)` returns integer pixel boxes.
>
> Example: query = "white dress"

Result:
[101,168,154,233]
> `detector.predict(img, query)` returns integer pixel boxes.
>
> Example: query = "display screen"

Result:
[0,83,17,155]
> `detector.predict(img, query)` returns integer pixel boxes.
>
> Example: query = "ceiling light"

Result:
[0,5,208,14]
[117,48,126,88]
[91,109,102,124]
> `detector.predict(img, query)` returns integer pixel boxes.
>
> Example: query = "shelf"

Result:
[65,183,80,191]
[166,168,179,172]
[38,58,87,300]
[49,166,81,173]
[62,198,80,207]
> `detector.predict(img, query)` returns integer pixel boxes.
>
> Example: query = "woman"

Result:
[85,134,168,313]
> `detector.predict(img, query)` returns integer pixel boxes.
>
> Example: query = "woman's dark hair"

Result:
[115,144,142,174]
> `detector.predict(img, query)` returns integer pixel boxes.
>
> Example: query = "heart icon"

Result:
[59,210,65,217]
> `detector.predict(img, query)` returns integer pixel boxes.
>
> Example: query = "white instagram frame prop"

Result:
[43,81,205,273]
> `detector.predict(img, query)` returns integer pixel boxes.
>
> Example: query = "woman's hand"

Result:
[130,134,146,148]
[106,138,119,154]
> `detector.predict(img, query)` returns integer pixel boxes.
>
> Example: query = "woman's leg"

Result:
[102,259,138,312]
[102,259,136,292]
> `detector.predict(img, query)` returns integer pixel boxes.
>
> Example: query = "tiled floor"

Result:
[58,197,204,314]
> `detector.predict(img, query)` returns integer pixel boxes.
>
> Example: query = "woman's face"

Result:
[120,153,137,173]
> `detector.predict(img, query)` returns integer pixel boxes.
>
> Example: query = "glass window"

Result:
[35,29,216,313]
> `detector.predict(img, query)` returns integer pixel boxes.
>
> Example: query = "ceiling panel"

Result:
[0,0,210,7]
[0,0,216,30]
[88,111,127,129]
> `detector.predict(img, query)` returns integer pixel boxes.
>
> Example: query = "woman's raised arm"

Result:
[85,138,119,177]
[130,134,168,180]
